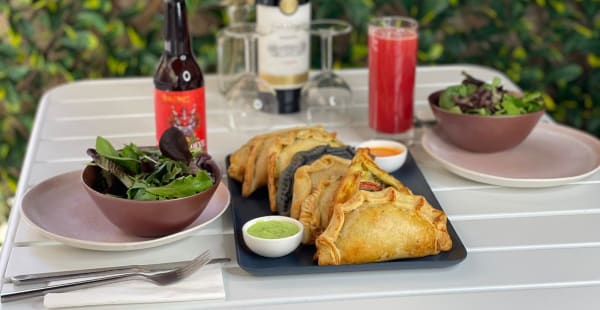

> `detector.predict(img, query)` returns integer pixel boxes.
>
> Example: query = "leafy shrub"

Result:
[0,0,598,235]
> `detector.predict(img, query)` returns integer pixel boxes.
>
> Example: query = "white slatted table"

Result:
[1,65,599,309]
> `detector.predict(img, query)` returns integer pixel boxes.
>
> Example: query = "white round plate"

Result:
[422,122,600,187]
[20,170,230,251]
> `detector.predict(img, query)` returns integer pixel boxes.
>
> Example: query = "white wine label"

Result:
[257,2,310,89]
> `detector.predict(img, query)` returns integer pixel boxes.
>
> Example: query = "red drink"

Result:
[368,18,418,136]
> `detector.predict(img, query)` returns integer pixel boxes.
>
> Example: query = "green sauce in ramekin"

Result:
[247,220,299,239]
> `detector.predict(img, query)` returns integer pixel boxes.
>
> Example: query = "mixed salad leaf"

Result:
[86,127,214,201]
[437,72,545,116]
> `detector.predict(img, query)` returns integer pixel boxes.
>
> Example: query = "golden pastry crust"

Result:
[266,128,344,212]
[315,187,453,266]
[333,148,411,207]
[290,155,350,219]
[240,137,265,196]
[298,176,343,244]
[227,126,325,197]
[241,132,285,197]
[227,137,258,182]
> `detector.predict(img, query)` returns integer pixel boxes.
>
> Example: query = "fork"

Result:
[1,250,211,302]
[10,257,230,285]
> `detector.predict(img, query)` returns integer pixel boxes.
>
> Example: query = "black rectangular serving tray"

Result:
[227,151,467,276]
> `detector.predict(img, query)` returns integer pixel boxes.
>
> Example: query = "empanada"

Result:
[298,176,343,244]
[227,126,325,197]
[290,154,350,219]
[227,136,258,182]
[277,147,353,216]
[267,128,344,212]
[316,187,453,265]
[333,148,411,207]
[240,133,275,197]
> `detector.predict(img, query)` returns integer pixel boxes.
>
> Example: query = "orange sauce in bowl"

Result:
[367,146,404,157]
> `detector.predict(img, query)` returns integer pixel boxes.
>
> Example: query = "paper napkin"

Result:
[43,263,225,309]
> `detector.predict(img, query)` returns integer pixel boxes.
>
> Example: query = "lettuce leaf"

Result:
[89,135,214,201]
[140,170,214,200]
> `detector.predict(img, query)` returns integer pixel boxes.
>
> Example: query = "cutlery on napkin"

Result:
[42,263,225,308]
[10,257,230,285]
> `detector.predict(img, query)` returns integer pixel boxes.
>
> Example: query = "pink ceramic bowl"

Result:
[82,158,221,238]
[428,90,544,153]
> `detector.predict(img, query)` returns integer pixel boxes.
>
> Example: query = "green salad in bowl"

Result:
[81,127,221,237]
[437,72,544,116]
[86,128,215,201]
[428,72,546,153]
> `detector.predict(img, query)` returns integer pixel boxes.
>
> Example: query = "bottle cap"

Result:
[277,89,301,114]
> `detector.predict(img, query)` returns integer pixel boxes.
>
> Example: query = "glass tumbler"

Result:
[368,16,418,145]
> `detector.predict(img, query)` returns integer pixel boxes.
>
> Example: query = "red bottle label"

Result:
[154,87,207,151]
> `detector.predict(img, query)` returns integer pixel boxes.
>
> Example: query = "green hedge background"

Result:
[1,0,598,235]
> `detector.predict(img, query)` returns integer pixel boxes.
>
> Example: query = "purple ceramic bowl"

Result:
[82,157,221,238]
[428,90,544,153]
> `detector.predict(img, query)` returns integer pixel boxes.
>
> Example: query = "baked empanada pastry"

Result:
[228,136,259,182]
[298,176,343,244]
[277,147,354,217]
[333,148,411,207]
[290,154,350,219]
[240,132,277,197]
[227,126,325,197]
[267,128,344,212]
[315,187,453,265]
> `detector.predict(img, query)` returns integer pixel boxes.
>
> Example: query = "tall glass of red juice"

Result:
[368,17,418,144]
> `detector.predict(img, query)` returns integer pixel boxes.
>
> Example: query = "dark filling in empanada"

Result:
[276,145,355,216]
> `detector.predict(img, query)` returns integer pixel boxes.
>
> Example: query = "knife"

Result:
[8,257,230,285]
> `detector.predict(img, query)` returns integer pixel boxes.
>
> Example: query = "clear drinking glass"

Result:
[368,16,418,145]
[300,19,353,125]
[217,29,245,95]
[216,1,253,94]
[224,23,279,130]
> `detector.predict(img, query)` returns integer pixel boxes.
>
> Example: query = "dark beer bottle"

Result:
[154,0,207,150]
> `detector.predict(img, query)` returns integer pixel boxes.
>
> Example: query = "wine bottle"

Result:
[154,0,207,150]
[256,0,311,114]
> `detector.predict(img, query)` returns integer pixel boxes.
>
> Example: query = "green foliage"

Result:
[0,0,598,233]
[0,0,224,231]
[312,0,599,136]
